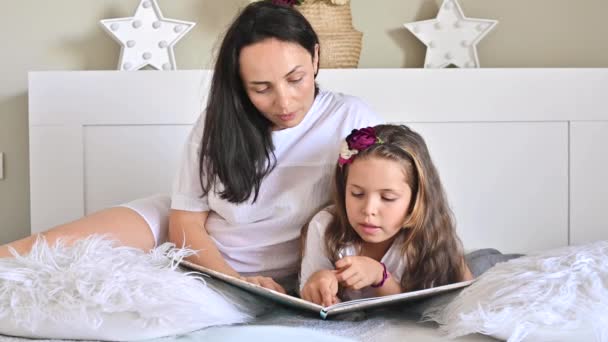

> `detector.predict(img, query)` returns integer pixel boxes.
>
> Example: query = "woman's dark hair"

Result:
[199,1,320,203]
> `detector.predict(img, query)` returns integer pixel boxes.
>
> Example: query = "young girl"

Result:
[300,125,473,306]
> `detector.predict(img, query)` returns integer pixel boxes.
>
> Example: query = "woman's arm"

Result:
[169,209,239,277]
[169,209,286,293]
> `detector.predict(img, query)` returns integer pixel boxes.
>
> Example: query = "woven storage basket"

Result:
[297,1,362,68]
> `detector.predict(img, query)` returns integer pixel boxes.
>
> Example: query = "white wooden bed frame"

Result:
[28,69,608,254]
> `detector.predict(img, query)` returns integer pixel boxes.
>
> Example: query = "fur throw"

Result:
[0,235,250,341]
[424,241,608,342]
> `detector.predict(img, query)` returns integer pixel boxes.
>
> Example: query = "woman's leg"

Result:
[0,207,155,258]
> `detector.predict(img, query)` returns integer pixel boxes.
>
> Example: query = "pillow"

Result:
[423,241,608,342]
[0,236,250,341]
[400,248,522,317]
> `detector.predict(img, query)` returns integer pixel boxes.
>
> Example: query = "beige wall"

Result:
[1,0,607,244]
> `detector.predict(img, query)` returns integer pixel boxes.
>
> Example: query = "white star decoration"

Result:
[100,0,195,71]
[404,0,497,68]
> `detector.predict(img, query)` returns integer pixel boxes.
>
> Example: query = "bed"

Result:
[15,68,608,341]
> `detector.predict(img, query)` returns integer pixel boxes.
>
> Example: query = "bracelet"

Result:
[371,262,390,288]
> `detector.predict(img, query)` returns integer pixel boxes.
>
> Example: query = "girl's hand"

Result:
[301,270,340,307]
[335,256,384,290]
[238,275,286,294]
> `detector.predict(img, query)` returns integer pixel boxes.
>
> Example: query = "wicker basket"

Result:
[297,1,362,68]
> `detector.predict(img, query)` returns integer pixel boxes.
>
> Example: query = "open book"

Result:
[181,260,474,319]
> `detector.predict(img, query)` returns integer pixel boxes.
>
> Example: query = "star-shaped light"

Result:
[100,0,195,71]
[404,0,497,68]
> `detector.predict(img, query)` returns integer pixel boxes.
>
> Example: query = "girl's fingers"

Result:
[303,288,320,305]
[301,289,311,302]
[321,288,334,307]
[342,273,362,288]
[303,285,321,305]
[329,277,339,294]
[325,297,335,306]
[351,278,368,290]
[334,256,352,269]
[336,267,357,283]
[312,290,322,305]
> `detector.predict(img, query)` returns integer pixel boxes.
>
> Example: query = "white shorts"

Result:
[118,194,171,246]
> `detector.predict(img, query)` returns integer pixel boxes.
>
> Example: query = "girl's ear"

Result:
[313,44,320,75]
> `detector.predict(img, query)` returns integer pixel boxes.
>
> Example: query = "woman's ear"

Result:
[313,43,320,75]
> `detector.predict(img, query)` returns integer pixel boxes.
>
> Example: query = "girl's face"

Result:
[239,38,319,131]
[345,156,412,247]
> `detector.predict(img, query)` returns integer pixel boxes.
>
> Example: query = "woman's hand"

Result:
[238,275,286,294]
[300,270,340,307]
[335,256,384,290]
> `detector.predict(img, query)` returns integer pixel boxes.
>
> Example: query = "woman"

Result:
[0,1,382,293]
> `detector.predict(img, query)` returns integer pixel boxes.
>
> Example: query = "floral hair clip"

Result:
[338,127,383,166]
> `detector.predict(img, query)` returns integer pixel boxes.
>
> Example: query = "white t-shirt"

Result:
[171,90,383,278]
[300,210,407,299]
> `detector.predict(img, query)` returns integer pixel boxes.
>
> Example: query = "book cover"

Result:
[181,260,473,319]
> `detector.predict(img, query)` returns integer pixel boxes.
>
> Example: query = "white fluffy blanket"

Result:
[425,241,608,342]
[0,236,250,341]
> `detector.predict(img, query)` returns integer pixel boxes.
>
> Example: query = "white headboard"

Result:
[28,69,608,253]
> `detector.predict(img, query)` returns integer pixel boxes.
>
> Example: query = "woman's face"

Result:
[239,38,319,130]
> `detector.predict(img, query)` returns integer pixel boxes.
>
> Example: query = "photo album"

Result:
[181,260,474,319]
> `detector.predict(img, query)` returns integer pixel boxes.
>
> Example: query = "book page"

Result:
[180,260,323,313]
[323,279,474,317]
[181,260,473,319]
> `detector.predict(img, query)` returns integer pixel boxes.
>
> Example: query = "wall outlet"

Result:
[0,152,3,180]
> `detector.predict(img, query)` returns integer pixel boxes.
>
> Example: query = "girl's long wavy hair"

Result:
[199,1,319,203]
[325,124,467,291]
